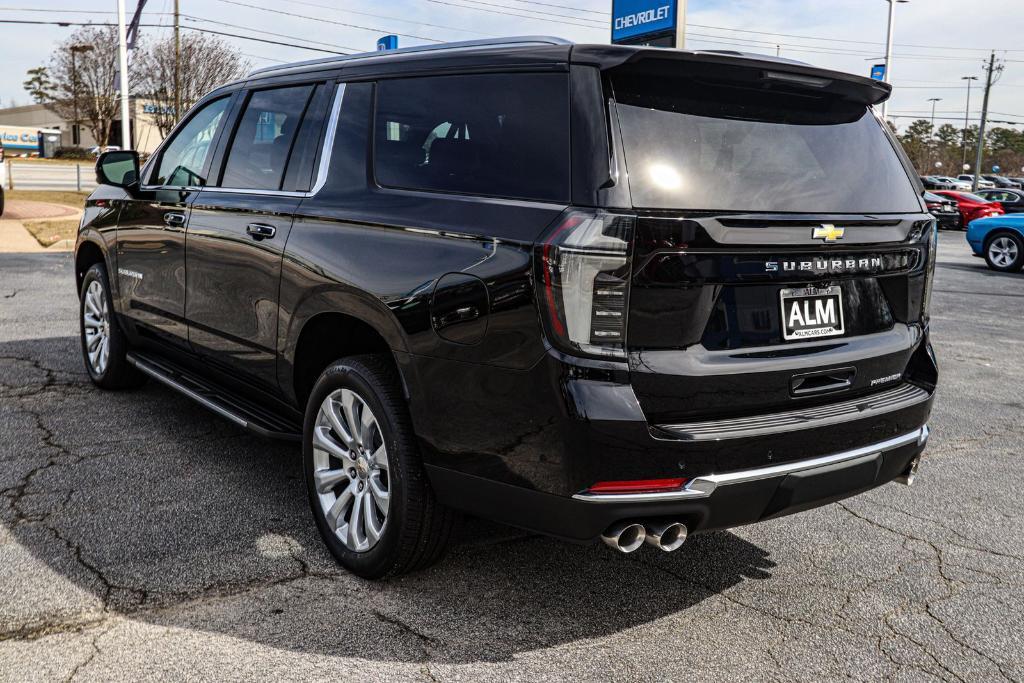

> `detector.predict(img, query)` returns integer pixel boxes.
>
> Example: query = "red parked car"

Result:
[933,191,1004,226]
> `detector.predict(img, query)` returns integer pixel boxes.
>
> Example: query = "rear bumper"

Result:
[427,425,929,541]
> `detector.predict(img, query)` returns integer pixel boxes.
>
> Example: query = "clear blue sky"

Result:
[1,0,1022,132]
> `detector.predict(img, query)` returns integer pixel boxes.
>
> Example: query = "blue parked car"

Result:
[967,214,1024,272]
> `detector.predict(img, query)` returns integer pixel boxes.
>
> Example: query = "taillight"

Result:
[921,220,938,322]
[535,210,635,359]
[587,478,687,494]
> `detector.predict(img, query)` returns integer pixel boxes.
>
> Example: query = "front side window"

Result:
[220,85,314,190]
[374,73,570,202]
[152,97,230,187]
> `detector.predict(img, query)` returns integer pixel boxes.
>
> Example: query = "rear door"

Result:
[115,95,234,347]
[185,81,334,392]
[605,61,934,423]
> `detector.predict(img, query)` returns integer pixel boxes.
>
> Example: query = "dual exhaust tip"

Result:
[601,521,688,553]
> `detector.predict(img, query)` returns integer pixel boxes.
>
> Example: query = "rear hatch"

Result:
[607,55,936,425]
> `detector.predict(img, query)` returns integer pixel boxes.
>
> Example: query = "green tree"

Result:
[899,119,935,173]
[22,66,54,104]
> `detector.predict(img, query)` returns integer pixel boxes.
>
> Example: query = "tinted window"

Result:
[282,84,332,192]
[613,73,921,213]
[220,85,314,190]
[374,73,570,202]
[153,97,230,187]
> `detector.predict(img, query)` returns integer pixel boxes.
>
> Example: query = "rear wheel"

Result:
[303,355,457,579]
[79,263,145,389]
[984,232,1024,272]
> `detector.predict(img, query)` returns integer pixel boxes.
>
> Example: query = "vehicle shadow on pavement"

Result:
[1,335,776,663]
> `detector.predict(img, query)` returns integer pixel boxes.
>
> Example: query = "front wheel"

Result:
[79,262,145,389]
[303,355,457,579]
[984,232,1024,272]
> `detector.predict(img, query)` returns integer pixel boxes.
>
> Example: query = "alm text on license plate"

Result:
[780,286,845,341]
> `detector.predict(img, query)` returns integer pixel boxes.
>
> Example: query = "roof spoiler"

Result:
[573,45,892,106]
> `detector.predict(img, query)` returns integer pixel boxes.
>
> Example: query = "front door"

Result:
[185,82,330,391]
[115,96,233,347]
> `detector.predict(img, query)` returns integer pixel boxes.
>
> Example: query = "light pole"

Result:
[927,97,942,128]
[880,0,909,121]
[927,97,941,168]
[961,75,979,169]
[69,44,93,147]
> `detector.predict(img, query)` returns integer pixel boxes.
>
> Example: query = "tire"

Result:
[984,232,1024,272]
[79,262,145,389]
[303,355,458,579]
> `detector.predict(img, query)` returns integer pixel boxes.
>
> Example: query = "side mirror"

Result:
[96,150,140,189]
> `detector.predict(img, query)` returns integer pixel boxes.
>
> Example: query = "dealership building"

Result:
[0,100,165,155]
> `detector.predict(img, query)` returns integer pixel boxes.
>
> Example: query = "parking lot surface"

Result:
[0,232,1022,682]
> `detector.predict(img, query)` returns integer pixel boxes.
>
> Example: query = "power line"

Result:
[179,13,362,52]
[423,0,605,29]
[503,0,607,15]
[0,19,350,54]
[686,22,1024,53]
[211,0,446,43]
[427,0,605,25]
[271,0,494,36]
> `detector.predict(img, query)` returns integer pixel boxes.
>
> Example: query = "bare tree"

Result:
[48,26,121,148]
[135,33,250,137]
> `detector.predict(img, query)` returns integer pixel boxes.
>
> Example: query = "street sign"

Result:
[870,64,887,81]
[612,0,678,46]
[377,35,398,51]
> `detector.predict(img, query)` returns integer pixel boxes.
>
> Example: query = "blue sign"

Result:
[870,64,886,81]
[377,35,398,51]
[612,0,676,42]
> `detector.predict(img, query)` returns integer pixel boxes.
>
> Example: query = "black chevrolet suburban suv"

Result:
[76,37,937,578]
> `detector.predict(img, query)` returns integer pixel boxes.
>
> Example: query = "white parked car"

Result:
[957,174,995,189]
[938,176,972,191]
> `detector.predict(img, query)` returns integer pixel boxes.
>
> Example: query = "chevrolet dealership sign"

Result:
[611,0,678,43]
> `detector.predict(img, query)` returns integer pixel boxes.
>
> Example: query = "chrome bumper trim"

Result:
[572,426,928,504]
[655,383,931,442]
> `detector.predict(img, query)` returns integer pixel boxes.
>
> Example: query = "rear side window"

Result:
[374,73,570,202]
[612,71,921,213]
[220,84,314,190]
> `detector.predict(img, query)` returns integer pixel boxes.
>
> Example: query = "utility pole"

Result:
[961,75,978,170]
[174,0,181,123]
[972,52,1003,192]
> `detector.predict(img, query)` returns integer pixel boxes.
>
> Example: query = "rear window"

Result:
[374,73,570,202]
[612,73,921,213]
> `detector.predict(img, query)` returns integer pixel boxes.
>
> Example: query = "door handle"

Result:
[163,212,186,228]
[246,223,277,240]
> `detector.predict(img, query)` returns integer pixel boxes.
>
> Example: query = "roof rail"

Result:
[248,36,573,78]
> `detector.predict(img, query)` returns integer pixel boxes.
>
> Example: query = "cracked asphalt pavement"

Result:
[1,232,1022,682]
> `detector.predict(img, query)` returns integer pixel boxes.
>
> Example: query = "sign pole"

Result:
[675,0,687,49]
[116,0,132,150]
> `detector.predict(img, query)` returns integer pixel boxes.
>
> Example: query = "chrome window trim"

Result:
[141,83,347,198]
[571,426,928,503]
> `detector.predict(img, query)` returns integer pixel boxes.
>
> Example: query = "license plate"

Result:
[780,286,845,341]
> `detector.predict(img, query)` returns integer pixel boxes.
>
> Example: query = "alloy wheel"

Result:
[989,236,1019,268]
[311,388,390,552]
[82,280,110,375]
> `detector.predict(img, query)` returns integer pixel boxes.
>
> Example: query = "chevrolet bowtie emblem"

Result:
[813,224,845,242]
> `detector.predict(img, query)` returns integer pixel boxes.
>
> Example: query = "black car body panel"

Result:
[75,38,936,545]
